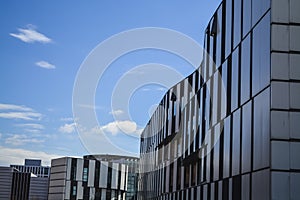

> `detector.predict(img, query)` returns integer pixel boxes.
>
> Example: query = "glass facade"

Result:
[139,0,300,199]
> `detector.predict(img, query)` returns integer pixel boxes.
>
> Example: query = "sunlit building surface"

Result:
[138,0,300,199]
[48,155,139,200]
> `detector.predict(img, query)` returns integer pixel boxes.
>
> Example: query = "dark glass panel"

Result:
[241,101,252,173]
[241,33,251,105]
[231,46,240,112]
[253,88,270,170]
[223,116,231,178]
[225,0,232,59]
[252,13,270,96]
[232,109,241,176]
[233,0,242,48]
[241,174,250,200]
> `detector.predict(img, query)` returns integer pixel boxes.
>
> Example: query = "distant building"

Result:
[10,159,50,200]
[0,166,31,200]
[138,0,300,199]
[48,155,139,200]
[11,159,50,178]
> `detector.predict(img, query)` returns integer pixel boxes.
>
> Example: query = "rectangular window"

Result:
[252,0,270,27]
[241,101,252,173]
[232,109,241,176]
[225,0,233,58]
[233,0,242,48]
[241,33,251,105]
[223,116,231,178]
[252,12,270,96]
[231,46,240,112]
[243,0,252,37]
[253,88,270,170]
[83,167,88,182]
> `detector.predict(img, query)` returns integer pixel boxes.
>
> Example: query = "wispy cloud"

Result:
[0,146,61,166]
[15,123,44,130]
[0,112,42,120]
[0,103,42,121]
[59,123,76,134]
[0,103,33,112]
[15,123,44,133]
[109,109,124,116]
[5,134,44,146]
[35,61,55,69]
[10,26,52,43]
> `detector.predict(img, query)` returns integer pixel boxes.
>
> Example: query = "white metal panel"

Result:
[120,164,125,190]
[99,161,108,188]
[66,158,72,180]
[111,163,118,189]
[76,159,83,181]
[65,180,70,199]
[88,160,95,187]
[76,181,83,199]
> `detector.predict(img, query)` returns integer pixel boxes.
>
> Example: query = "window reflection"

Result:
[241,33,251,105]
[252,13,270,96]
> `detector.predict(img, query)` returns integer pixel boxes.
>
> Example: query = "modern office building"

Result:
[139,0,300,199]
[0,166,31,200]
[10,159,50,200]
[48,155,139,200]
[11,159,51,178]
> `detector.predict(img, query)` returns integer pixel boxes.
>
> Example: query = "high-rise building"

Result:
[48,155,139,200]
[138,0,300,199]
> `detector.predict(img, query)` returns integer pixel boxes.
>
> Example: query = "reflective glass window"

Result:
[253,88,270,170]
[241,33,251,105]
[243,0,252,37]
[241,101,252,173]
[252,0,270,27]
[220,61,228,119]
[252,13,270,96]
[242,174,250,200]
[225,0,232,58]
[231,46,240,112]
[232,109,241,176]
[216,5,223,68]
[223,116,231,178]
[233,0,242,48]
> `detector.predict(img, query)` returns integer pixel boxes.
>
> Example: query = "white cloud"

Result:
[0,103,42,121]
[59,123,76,134]
[109,109,124,116]
[35,61,55,69]
[15,123,44,133]
[0,103,33,111]
[15,123,44,130]
[10,27,52,43]
[5,134,44,146]
[0,146,61,166]
[0,112,42,120]
[100,120,142,137]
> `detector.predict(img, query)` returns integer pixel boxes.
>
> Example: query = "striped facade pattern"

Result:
[138,0,300,199]
[48,156,138,200]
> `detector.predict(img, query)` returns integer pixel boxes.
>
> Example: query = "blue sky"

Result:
[0,0,220,166]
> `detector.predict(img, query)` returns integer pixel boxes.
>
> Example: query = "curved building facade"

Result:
[139,0,300,199]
